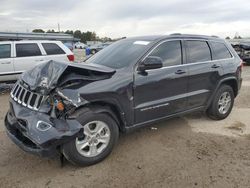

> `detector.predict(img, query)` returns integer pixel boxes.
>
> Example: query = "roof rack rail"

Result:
[170,33,181,35]
[211,35,219,38]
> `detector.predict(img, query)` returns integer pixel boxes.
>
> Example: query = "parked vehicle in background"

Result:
[0,40,74,82]
[75,42,87,49]
[89,42,112,54]
[5,34,242,166]
[232,42,250,64]
[63,42,74,51]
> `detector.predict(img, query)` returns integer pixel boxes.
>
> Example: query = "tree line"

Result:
[32,29,113,43]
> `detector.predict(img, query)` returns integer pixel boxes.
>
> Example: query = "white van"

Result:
[0,40,74,82]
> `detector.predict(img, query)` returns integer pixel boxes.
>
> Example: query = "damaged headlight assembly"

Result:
[38,88,88,119]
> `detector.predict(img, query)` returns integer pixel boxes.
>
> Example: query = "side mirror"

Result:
[138,56,163,71]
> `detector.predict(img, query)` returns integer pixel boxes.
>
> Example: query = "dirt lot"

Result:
[0,65,250,188]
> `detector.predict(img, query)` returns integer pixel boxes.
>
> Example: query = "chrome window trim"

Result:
[137,38,235,72]
[146,57,234,72]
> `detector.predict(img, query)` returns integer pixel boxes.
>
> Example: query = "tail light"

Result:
[67,54,74,62]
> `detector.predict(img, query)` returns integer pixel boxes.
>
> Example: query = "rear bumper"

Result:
[5,99,83,158]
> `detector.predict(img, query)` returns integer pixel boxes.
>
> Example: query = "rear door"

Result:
[0,42,15,81]
[133,40,189,124]
[184,40,223,108]
[13,42,45,78]
[209,41,234,76]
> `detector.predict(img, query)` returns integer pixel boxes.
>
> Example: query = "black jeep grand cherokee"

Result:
[5,34,242,166]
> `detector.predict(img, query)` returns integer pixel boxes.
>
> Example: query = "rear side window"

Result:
[0,44,11,58]
[210,42,232,60]
[16,43,42,57]
[149,40,182,67]
[186,41,211,63]
[42,43,65,55]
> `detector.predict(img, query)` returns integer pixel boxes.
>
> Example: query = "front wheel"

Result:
[62,110,119,166]
[207,85,234,120]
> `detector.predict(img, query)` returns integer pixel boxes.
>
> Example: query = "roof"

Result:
[0,31,80,42]
[126,34,223,42]
[0,40,63,44]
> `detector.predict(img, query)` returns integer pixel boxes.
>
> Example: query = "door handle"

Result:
[35,59,44,62]
[175,69,186,75]
[1,62,11,64]
[211,64,220,69]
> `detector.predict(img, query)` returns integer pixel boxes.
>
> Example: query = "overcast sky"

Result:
[0,0,250,38]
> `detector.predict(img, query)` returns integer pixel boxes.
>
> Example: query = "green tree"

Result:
[46,29,56,33]
[73,30,82,40]
[225,36,230,40]
[32,29,45,33]
[65,30,73,35]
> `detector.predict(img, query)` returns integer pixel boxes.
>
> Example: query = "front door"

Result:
[0,42,15,82]
[133,40,188,124]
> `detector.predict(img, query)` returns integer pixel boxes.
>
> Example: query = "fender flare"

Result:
[206,76,238,109]
[68,103,126,132]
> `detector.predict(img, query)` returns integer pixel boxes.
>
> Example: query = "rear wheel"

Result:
[207,85,234,120]
[62,110,119,166]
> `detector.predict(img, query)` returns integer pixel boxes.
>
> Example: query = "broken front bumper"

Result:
[5,98,82,157]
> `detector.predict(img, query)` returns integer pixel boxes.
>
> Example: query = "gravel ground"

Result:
[0,65,250,188]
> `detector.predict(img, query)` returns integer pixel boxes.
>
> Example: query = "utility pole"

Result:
[58,23,60,33]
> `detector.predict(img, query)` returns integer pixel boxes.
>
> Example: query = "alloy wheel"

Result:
[75,121,111,157]
[218,91,231,114]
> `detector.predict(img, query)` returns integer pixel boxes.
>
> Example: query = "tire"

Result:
[62,110,119,166]
[207,84,234,120]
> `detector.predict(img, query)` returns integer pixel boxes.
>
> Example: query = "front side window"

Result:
[186,40,211,63]
[149,40,182,67]
[16,43,42,57]
[210,42,232,60]
[0,44,11,58]
[42,43,65,55]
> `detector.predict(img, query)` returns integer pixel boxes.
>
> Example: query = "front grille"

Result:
[10,83,44,111]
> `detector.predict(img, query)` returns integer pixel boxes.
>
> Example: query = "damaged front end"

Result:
[5,60,115,157]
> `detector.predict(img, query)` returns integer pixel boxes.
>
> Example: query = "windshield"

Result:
[86,39,152,69]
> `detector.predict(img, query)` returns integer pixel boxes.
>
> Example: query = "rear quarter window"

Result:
[210,42,232,60]
[16,43,42,57]
[0,44,11,58]
[42,43,65,55]
[186,40,211,63]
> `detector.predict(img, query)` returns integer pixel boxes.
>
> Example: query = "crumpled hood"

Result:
[21,60,115,94]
